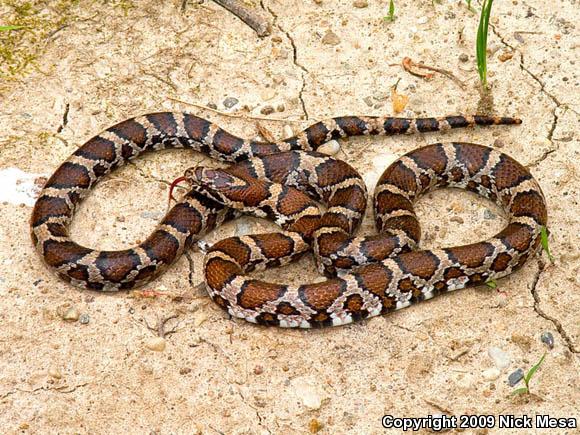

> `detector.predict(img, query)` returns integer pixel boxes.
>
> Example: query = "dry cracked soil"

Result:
[0,0,578,434]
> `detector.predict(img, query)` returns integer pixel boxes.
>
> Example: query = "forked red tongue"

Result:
[168,175,189,203]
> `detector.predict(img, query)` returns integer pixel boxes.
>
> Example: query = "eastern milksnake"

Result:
[31,113,547,328]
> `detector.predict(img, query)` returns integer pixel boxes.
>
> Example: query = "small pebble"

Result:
[459,53,469,62]
[488,346,510,369]
[482,367,501,381]
[179,367,192,375]
[79,313,90,324]
[260,105,274,115]
[48,367,63,379]
[352,0,368,8]
[417,16,428,24]
[317,140,340,155]
[223,97,239,109]
[261,89,276,101]
[514,32,525,43]
[141,211,164,220]
[498,51,514,62]
[293,378,323,410]
[253,365,264,375]
[207,102,217,110]
[450,216,464,224]
[321,30,340,46]
[61,307,80,322]
[541,331,554,349]
[508,368,525,386]
[283,125,294,138]
[309,418,324,433]
[484,209,497,220]
[487,42,501,55]
[144,337,166,352]
[493,138,506,148]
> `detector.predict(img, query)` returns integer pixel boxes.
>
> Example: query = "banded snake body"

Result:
[31,113,547,328]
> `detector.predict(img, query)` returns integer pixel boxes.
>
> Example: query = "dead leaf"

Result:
[391,87,409,114]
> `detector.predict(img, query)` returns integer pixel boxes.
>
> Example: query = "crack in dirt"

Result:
[56,102,70,133]
[525,146,557,168]
[490,26,577,353]
[237,389,272,434]
[260,0,310,120]
[489,24,564,168]
[530,260,578,354]
[1,382,90,400]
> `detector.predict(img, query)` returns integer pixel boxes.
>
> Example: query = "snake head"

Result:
[170,166,244,205]
[185,167,247,205]
[190,167,238,190]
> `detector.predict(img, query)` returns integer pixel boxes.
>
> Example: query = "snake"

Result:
[30,112,547,328]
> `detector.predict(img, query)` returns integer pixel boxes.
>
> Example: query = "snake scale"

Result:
[30,112,547,328]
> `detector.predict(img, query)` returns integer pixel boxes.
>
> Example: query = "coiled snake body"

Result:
[31,112,547,328]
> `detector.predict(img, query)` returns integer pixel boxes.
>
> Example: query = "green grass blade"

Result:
[0,25,26,31]
[511,387,529,396]
[524,352,546,385]
[385,0,395,22]
[540,226,554,262]
[476,0,494,88]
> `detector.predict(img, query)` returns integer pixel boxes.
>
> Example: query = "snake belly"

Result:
[194,143,547,328]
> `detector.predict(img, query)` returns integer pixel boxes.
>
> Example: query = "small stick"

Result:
[397,57,466,90]
[145,314,180,338]
[211,0,271,37]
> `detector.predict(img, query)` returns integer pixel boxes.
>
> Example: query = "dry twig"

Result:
[145,314,180,338]
[211,0,271,37]
[397,57,466,90]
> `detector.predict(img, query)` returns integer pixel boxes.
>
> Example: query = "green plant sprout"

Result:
[465,0,476,13]
[476,0,494,88]
[384,0,395,22]
[540,226,554,262]
[485,279,497,289]
[0,25,26,31]
[511,353,547,396]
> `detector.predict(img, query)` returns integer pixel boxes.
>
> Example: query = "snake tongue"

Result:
[168,175,189,203]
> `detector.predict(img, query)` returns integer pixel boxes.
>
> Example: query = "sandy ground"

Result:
[0,0,578,433]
